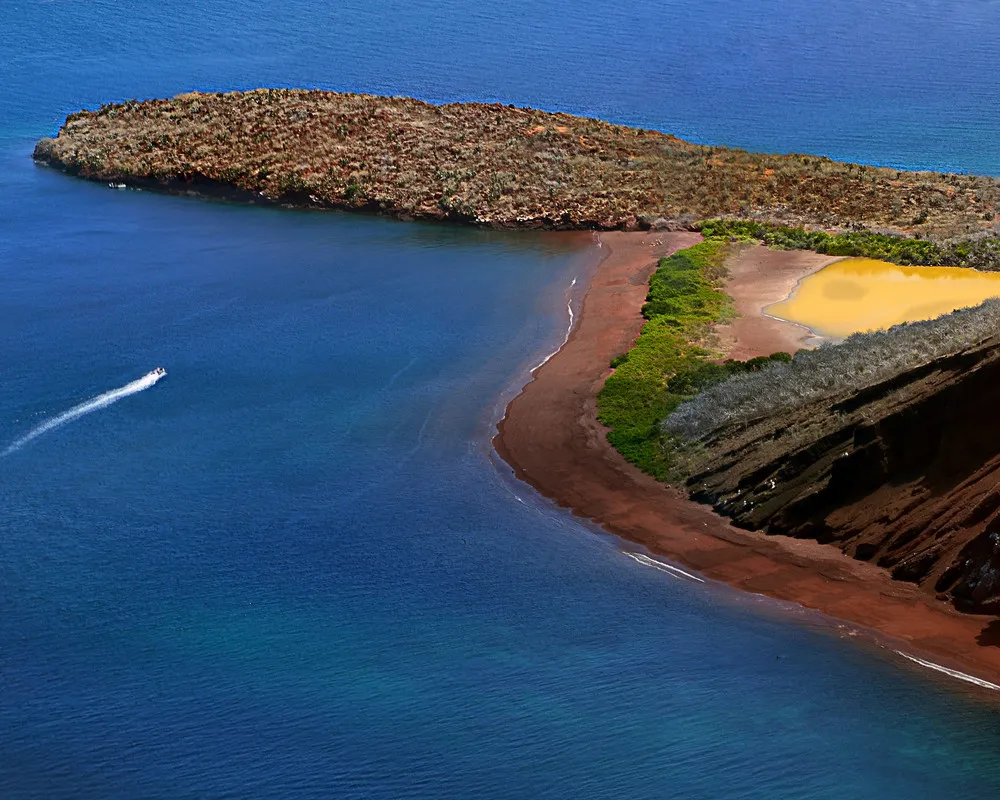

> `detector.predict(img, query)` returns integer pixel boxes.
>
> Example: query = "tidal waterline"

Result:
[768,258,1000,338]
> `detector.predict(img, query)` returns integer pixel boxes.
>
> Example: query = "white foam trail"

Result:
[532,278,578,373]
[624,551,706,583]
[3,369,166,455]
[895,652,1000,692]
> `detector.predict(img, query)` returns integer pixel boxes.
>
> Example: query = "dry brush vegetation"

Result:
[32,88,1000,238]
[664,298,1000,443]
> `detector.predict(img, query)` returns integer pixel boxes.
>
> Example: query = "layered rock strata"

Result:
[685,337,1000,613]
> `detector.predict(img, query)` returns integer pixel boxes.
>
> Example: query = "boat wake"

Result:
[3,368,166,456]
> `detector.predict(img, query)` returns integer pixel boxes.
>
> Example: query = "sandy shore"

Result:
[494,231,1000,693]
[714,243,840,357]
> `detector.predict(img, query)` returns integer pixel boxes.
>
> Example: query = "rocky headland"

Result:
[31,88,1000,239]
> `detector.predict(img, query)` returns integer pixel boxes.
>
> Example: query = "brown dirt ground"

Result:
[494,231,1000,691]
[714,243,841,358]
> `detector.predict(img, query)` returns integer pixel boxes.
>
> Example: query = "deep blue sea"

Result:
[4,2,1000,798]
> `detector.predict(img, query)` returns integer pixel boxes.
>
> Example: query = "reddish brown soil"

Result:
[714,243,840,358]
[494,231,1000,689]
[34,90,1000,237]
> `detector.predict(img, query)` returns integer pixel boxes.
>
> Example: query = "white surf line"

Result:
[895,651,1000,692]
[623,551,705,583]
[531,277,578,373]
[3,369,167,456]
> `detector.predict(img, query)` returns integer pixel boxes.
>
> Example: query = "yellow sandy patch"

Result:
[767,258,1000,338]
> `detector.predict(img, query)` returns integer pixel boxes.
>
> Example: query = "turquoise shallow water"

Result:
[4,2,1000,798]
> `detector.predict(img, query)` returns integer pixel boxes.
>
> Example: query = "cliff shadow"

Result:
[976,619,1000,648]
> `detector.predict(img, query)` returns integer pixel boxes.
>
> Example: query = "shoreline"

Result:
[493,231,1000,694]
[714,243,840,357]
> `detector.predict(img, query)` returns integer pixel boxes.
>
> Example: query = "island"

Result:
[34,89,1000,689]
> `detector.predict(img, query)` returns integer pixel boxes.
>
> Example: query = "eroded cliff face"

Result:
[685,337,1000,613]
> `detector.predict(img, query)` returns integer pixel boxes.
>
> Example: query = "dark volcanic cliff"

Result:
[32,88,1000,237]
[682,336,1000,613]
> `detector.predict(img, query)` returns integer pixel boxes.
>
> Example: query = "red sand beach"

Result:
[494,231,1000,692]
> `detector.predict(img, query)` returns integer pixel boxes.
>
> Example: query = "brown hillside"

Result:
[33,89,1000,237]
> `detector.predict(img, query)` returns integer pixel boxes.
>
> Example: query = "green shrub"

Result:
[343,181,363,202]
[596,239,786,479]
[666,353,791,395]
[697,219,957,267]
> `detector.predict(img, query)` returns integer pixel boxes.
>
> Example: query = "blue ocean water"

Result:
[4,1,1000,798]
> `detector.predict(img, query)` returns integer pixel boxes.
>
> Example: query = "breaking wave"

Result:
[532,277,577,373]
[896,652,1000,692]
[623,551,705,583]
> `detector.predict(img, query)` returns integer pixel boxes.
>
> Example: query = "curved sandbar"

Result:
[495,232,1000,689]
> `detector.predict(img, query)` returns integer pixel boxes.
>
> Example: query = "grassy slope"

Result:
[32,88,1000,239]
[595,240,733,478]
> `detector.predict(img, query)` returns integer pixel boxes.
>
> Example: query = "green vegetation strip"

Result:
[599,223,1000,482]
[699,219,1000,270]
[596,239,788,479]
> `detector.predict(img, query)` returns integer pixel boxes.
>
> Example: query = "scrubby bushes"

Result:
[596,240,790,478]
[666,353,792,395]
[698,219,1000,271]
[596,240,730,477]
[663,298,1000,441]
[34,89,1000,235]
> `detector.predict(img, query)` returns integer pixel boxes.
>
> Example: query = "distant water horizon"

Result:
[5,1,1000,798]
[9,0,1000,176]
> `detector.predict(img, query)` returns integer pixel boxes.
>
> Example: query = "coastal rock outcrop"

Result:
[682,335,1000,613]
[32,89,1000,237]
